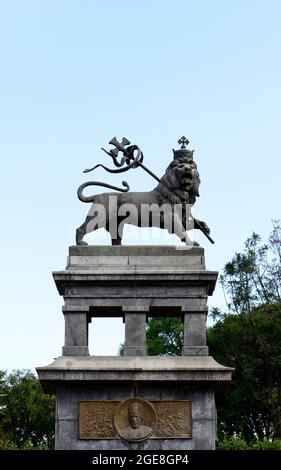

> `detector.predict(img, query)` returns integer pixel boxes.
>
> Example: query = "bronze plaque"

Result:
[114,398,156,442]
[79,401,118,439]
[79,399,192,440]
[153,401,192,438]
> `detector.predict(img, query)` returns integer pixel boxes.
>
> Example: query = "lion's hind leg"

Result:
[76,215,97,245]
[108,216,124,246]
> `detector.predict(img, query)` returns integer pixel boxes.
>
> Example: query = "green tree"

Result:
[220,220,281,314]
[0,370,55,449]
[212,221,281,440]
[208,303,281,440]
[0,371,7,441]
[147,317,183,356]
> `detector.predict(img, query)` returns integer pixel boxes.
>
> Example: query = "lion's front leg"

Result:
[170,212,195,246]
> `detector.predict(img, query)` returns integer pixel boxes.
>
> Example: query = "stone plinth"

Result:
[37,356,233,450]
[53,245,217,357]
[37,245,233,450]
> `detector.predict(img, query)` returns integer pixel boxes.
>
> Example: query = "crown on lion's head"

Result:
[155,155,201,205]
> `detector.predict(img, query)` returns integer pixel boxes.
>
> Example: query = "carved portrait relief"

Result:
[113,398,156,442]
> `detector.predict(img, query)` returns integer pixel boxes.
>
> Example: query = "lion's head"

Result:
[155,156,201,205]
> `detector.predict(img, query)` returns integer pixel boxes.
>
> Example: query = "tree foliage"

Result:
[210,220,281,440]
[220,220,281,315]
[147,317,183,356]
[208,303,281,440]
[217,437,281,450]
[0,370,55,449]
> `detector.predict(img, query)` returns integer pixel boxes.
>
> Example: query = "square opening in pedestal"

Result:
[89,318,124,356]
[146,317,183,356]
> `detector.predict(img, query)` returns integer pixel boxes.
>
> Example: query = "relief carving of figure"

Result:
[114,398,156,442]
[122,402,153,442]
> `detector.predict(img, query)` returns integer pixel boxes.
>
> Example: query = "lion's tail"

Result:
[77,180,130,203]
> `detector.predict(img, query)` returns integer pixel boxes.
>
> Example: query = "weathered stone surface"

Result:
[54,247,216,318]
[182,346,209,356]
[37,356,233,391]
[67,245,206,270]
[52,383,217,450]
[37,355,232,450]
[123,313,147,356]
[62,346,89,356]
[67,245,205,267]
[69,245,205,256]
[183,312,208,356]
[36,244,232,450]
[123,346,148,356]
[64,312,88,356]
[52,246,218,357]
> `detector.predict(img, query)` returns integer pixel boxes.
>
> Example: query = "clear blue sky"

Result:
[0,0,280,371]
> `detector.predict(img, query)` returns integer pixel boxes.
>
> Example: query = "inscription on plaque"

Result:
[79,400,192,440]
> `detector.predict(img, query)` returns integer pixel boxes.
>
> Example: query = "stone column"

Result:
[123,310,147,356]
[182,312,209,356]
[62,312,89,356]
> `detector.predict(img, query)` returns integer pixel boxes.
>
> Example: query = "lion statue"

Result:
[76,155,210,246]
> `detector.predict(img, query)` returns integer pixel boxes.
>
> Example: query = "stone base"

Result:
[37,355,233,450]
[182,346,209,356]
[123,346,148,356]
[53,245,218,360]
[38,245,232,450]
[55,384,216,450]
[62,346,89,356]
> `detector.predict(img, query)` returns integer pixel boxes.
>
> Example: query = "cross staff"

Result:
[104,137,163,185]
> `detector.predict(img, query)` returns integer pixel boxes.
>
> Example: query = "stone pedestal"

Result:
[37,245,233,450]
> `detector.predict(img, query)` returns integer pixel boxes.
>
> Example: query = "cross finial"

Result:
[177,136,189,149]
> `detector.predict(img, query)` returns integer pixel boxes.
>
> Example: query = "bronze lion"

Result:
[76,155,210,246]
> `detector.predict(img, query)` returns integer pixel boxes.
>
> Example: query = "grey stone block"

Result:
[37,356,233,388]
[53,383,218,450]
[68,245,205,257]
[190,389,215,419]
[62,346,89,356]
[123,346,148,356]
[182,346,209,356]
[184,313,207,350]
[191,419,216,450]
[64,312,88,351]
[124,312,147,354]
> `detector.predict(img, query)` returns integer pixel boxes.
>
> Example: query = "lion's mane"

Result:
[154,156,201,205]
